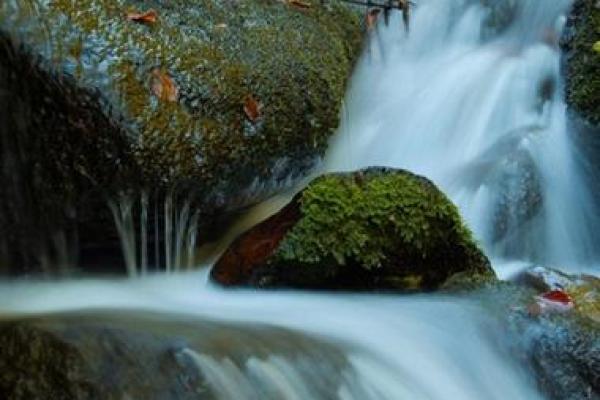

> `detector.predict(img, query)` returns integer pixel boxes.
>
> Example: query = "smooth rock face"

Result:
[0,0,363,274]
[212,167,495,291]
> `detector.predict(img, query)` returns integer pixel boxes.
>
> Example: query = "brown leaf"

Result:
[243,95,262,123]
[126,9,158,25]
[151,69,179,103]
[366,9,381,31]
[287,0,312,10]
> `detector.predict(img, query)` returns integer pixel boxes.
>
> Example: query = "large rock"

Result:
[211,167,495,291]
[0,0,363,274]
[0,311,352,400]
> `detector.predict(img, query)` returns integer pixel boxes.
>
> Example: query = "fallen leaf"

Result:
[366,9,381,31]
[541,290,573,305]
[151,69,179,102]
[126,9,158,25]
[214,23,228,29]
[287,0,312,10]
[243,95,262,123]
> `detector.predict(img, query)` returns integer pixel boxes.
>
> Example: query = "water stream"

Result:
[1,0,595,399]
[326,0,598,270]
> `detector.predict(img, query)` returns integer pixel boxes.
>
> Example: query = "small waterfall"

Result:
[109,191,199,276]
[325,0,597,271]
[0,273,545,400]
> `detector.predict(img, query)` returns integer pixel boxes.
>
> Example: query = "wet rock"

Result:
[0,311,351,400]
[211,167,495,291]
[503,266,600,399]
[0,0,363,274]
[561,0,600,126]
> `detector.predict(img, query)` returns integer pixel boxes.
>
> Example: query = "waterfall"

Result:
[326,0,597,272]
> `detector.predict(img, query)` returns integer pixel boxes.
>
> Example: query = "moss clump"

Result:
[276,170,476,269]
[213,167,495,291]
[562,0,600,125]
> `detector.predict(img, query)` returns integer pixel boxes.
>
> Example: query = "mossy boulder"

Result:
[211,167,495,291]
[0,0,363,273]
[561,0,600,126]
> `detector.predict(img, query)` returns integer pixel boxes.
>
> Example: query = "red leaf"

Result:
[243,95,262,123]
[541,290,573,305]
[126,9,158,25]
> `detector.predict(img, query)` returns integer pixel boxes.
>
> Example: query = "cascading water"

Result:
[0,1,593,399]
[326,0,598,271]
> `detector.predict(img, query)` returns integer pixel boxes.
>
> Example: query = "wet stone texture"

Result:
[0,0,363,274]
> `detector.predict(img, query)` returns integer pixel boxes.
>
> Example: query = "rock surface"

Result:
[0,0,363,274]
[505,266,600,400]
[212,167,495,291]
[0,311,351,400]
[562,0,600,126]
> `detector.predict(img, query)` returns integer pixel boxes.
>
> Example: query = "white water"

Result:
[1,1,593,399]
[326,0,598,271]
[0,271,543,400]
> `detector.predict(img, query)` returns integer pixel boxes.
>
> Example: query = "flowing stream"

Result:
[1,0,594,399]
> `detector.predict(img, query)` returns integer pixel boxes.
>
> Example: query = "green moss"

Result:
[276,172,473,268]
[564,0,600,125]
[268,168,494,289]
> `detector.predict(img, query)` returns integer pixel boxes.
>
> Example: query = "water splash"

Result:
[325,0,597,271]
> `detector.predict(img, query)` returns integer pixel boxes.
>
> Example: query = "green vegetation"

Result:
[267,168,495,290]
[563,0,600,125]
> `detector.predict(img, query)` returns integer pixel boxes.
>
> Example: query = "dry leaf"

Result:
[214,23,228,29]
[243,95,262,123]
[366,9,381,30]
[151,69,179,102]
[287,0,312,10]
[126,9,158,25]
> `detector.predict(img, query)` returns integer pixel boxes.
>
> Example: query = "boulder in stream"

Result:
[0,0,363,274]
[211,167,495,291]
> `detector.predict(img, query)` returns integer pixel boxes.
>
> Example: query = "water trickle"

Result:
[109,191,199,276]
[326,0,597,272]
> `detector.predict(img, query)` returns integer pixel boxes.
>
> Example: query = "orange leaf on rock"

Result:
[151,69,179,102]
[287,0,312,10]
[244,95,262,123]
[126,9,158,25]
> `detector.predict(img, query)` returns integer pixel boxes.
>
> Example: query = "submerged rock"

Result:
[0,311,351,400]
[0,0,363,274]
[211,167,495,291]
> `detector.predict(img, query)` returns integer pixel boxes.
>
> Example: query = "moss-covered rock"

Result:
[0,0,363,274]
[561,0,600,125]
[211,167,495,291]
